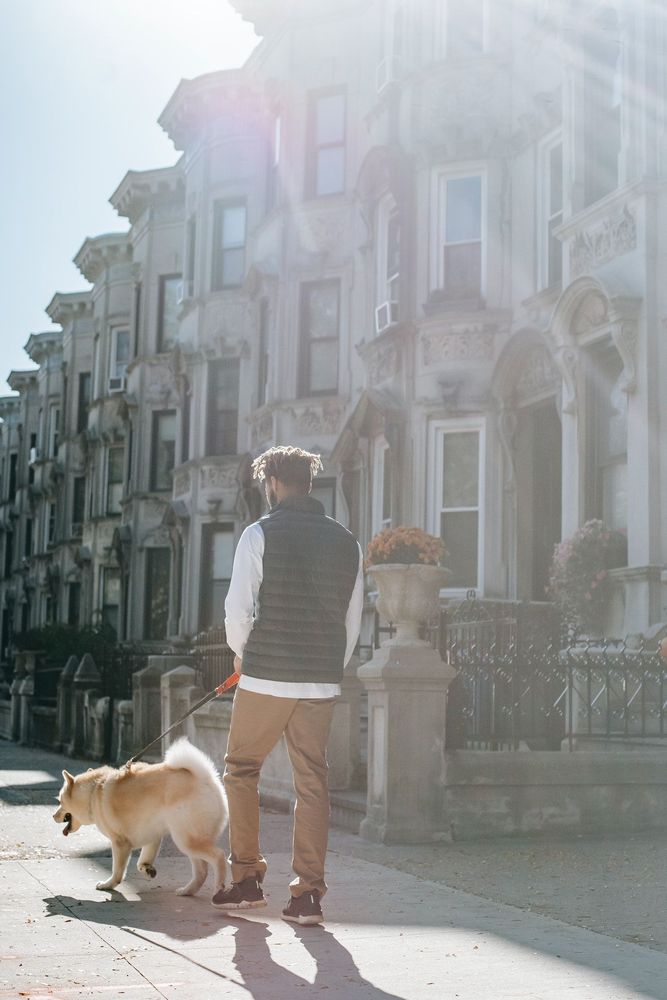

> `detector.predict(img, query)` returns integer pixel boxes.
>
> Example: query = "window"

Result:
[72,477,85,535]
[431,426,483,589]
[24,518,32,558]
[4,530,12,576]
[311,477,336,517]
[180,385,191,464]
[101,567,120,637]
[586,347,627,533]
[48,405,60,458]
[77,372,91,433]
[111,327,130,380]
[47,503,56,545]
[132,282,142,356]
[184,215,197,297]
[212,201,246,290]
[150,411,176,491]
[372,439,392,532]
[67,582,81,628]
[144,548,171,639]
[376,196,400,332]
[8,453,17,501]
[539,136,563,289]
[443,0,485,57]
[200,525,234,629]
[157,274,181,352]
[307,90,346,197]
[207,360,240,455]
[584,9,622,206]
[267,113,281,211]
[106,449,124,514]
[257,300,270,408]
[435,172,484,302]
[299,281,340,396]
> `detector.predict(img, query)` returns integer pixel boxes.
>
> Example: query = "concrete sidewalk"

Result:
[2,743,667,999]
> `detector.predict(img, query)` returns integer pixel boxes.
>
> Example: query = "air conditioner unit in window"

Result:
[29,447,40,464]
[375,301,399,335]
[108,375,126,394]
[178,279,194,304]
[376,56,402,94]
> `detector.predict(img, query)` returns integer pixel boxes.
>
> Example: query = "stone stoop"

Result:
[330,788,366,833]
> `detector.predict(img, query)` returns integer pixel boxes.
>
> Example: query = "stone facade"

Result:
[1,0,666,655]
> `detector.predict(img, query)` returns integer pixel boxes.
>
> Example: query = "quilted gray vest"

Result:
[241,495,359,684]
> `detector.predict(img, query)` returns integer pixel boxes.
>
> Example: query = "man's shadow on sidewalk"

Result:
[231,917,405,1000]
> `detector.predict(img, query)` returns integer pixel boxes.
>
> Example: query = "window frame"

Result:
[157,273,182,353]
[106,447,124,515]
[375,194,400,330]
[439,0,488,58]
[298,280,341,398]
[150,410,177,492]
[427,419,486,594]
[211,199,247,291]
[76,372,91,434]
[430,166,487,302]
[206,359,240,456]
[144,547,171,640]
[199,523,235,630]
[110,326,131,381]
[371,437,392,533]
[306,88,347,199]
[537,131,563,291]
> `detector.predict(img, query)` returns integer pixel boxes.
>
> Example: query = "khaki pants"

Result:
[223,688,336,897]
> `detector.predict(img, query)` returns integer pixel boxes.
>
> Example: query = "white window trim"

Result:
[438,0,489,59]
[537,130,563,291]
[427,418,486,596]
[375,193,400,311]
[110,326,130,380]
[429,165,487,298]
[371,436,391,534]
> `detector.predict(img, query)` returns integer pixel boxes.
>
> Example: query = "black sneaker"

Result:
[281,890,323,926]
[211,877,267,910]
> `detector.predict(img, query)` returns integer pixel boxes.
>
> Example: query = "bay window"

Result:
[106,448,124,513]
[151,411,176,491]
[157,274,181,352]
[212,201,246,290]
[375,196,400,333]
[307,90,346,197]
[434,171,484,302]
[207,360,240,456]
[372,438,392,533]
[299,281,340,396]
[431,424,484,589]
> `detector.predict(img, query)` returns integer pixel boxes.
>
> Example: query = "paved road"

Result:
[2,742,667,999]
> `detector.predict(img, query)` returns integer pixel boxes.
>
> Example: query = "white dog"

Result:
[53,738,228,896]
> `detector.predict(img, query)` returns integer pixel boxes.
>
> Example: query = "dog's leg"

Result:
[176,858,208,897]
[96,838,132,891]
[137,838,162,879]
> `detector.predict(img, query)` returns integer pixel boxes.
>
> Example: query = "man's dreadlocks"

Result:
[251,446,323,493]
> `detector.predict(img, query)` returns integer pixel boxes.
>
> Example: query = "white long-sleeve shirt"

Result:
[224,521,364,699]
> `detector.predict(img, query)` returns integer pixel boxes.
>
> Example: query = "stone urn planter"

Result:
[369,563,451,646]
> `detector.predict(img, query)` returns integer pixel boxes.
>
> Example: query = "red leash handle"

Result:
[215,672,241,696]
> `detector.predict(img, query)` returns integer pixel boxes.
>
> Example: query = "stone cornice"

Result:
[0,395,21,418]
[45,291,93,327]
[23,331,63,364]
[73,232,131,283]
[7,370,38,393]
[110,161,185,223]
[158,69,264,151]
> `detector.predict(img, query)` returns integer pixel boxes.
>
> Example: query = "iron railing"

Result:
[190,627,236,694]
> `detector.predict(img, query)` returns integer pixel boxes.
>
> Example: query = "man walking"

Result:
[212,446,364,925]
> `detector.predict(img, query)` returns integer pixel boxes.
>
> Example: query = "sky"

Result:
[0,0,258,394]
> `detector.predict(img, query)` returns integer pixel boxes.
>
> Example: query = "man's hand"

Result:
[234,655,243,675]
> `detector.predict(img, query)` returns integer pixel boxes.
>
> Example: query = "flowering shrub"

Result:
[548,520,627,630]
[365,526,445,569]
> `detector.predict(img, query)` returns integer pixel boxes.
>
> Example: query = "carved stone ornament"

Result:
[173,469,191,497]
[364,341,400,386]
[421,329,494,367]
[553,346,578,415]
[571,293,609,336]
[302,209,349,255]
[569,204,637,278]
[250,411,273,448]
[290,404,345,436]
[514,347,559,402]
[611,321,638,393]
[146,363,177,404]
[200,464,239,491]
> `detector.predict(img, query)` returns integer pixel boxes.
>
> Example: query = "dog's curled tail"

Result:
[164,737,222,787]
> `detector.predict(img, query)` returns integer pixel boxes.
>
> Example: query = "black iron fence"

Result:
[191,627,236,694]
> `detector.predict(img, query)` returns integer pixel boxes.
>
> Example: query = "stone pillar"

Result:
[134,656,194,759]
[160,665,200,755]
[328,654,363,790]
[55,656,78,752]
[358,643,456,844]
[114,700,134,763]
[18,652,38,746]
[72,654,101,757]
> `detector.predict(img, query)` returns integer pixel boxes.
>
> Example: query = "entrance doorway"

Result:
[515,399,562,601]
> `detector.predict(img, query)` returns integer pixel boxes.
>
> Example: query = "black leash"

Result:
[125,672,240,766]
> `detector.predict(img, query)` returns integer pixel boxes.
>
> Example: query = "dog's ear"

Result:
[62,770,74,787]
